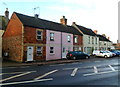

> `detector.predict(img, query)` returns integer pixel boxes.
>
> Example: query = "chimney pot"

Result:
[72,22,76,24]
[60,16,67,25]
[102,34,106,37]
[35,14,39,18]
[94,30,98,34]
[5,8,9,19]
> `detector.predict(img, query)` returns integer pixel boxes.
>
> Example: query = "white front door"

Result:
[62,47,66,58]
[27,46,34,61]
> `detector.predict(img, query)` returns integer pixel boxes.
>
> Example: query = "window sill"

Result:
[36,54,42,56]
[49,53,55,56]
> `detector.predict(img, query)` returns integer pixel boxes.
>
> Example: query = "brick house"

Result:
[2,12,83,62]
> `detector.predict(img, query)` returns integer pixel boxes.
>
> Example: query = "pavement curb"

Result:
[2,59,82,67]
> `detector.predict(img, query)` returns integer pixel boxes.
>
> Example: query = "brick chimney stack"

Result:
[108,37,110,40]
[5,8,9,19]
[102,34,106,37]
[93,30,98,34]
[60,16,67,25]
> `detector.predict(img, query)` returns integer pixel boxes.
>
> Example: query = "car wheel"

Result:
[104,55,107,58]
[72,56,76,60]
[86,56,89,59]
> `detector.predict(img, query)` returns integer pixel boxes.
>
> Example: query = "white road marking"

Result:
[71,68,78,77]
[108,65,115,71]
[93,66,98,73]
[83,70,119,76]
[34,70,58,80]
[0,78,53,86]
[0,71,33,82]
[63,63,119,71]
[1,71,36,75]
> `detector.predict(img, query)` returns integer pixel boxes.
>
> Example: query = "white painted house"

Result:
[97,34,112,50]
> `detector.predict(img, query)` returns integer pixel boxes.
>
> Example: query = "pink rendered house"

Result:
[46,30,73,60]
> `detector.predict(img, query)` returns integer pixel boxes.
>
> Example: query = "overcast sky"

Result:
[0,0,119,43]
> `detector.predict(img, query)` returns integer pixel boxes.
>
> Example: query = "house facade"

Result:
[2,12,82,62]
[72,22,99,54]
[0,8,9,58]
[60,16,83,57]
[97,34,112,50]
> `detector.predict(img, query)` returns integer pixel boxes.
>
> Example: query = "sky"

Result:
[0,0,119,43]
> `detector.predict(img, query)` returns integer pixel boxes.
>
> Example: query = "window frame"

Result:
[36,29,43,40]
[67,35,71,42]
[88,36,90,44]
[74,35,78,43]
[50,47,54,54]
[36,46,42,56]
[50,32,54,41]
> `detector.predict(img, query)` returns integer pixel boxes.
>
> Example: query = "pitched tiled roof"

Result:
[75,24,96,36]
[97,34,111,42]
[15,12,83,36]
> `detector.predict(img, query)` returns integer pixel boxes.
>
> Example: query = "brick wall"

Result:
[73,35,83,45]
[2,13,23,62]
[23,26,46,61]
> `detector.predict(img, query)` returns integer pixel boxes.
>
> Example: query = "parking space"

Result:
[0,63,119,86]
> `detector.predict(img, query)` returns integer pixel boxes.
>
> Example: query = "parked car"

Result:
[66,51,90,60]
[110,50,120,56]
[92,50,113,58]
[104,51,116,57]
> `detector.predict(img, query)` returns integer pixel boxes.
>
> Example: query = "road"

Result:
[1,57,120,86]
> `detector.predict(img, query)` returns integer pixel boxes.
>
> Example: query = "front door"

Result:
[27,46,34,61]
[62,47,66,58]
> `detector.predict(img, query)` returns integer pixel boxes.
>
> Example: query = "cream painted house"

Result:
[72,22,99,54]
[0,30,4,58]
[0,8,9,58]
[97,34,112,50]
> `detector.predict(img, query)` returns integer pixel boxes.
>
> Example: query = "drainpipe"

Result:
[61,32,62,59]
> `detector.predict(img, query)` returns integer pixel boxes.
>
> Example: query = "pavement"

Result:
[1,56,107,67]
[1,59,82,67]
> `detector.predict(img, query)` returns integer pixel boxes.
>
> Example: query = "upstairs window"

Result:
[74,36,78,43]
[50,32,54,41]
[67,35,71,42]
[88,36,90,44]
[36,30,42,40]
[36,46,42,56]
[92,37,94,44]
[96,37,97,44]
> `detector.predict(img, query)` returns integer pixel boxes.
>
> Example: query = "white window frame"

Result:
[88,36,90,44]
[67,35,71,42]
[36,46,42,56]
[74,36,78,43]
[50,47,54,54]
[92,37,94,44]
[36,29,43,40]
[63,47,65,53]
[50,32,54,41]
